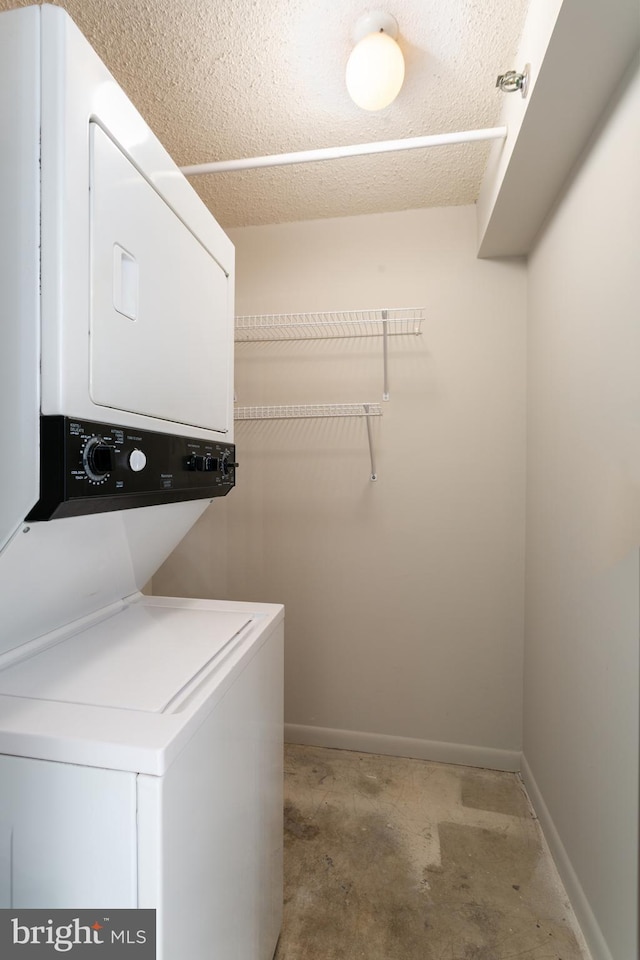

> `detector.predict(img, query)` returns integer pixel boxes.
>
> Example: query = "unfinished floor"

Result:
[275,744,590,960]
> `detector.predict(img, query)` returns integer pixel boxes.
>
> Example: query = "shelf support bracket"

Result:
[382,310,389,401]
[363,404,378,481]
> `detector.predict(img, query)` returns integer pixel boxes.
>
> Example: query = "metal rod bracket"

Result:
[363,404,378,481]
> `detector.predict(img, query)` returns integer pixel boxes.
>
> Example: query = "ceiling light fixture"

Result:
[345,12,405,111]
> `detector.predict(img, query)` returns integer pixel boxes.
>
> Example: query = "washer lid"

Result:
[0,604,253,713]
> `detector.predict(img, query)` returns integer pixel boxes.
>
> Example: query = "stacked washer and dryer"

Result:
[0,5,283,959]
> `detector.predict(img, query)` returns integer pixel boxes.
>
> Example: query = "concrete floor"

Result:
[275,744,591,960]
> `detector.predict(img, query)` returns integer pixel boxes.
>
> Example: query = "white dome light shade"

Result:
[346,31,405,111]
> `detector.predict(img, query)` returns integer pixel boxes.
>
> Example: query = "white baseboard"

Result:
[284,723,521,772]
[521,755,610,960]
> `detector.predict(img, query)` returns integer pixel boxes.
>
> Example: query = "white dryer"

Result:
[0,7,283,959]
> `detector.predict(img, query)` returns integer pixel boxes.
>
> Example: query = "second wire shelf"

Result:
[234,403,382,481]
[234,403,382,420]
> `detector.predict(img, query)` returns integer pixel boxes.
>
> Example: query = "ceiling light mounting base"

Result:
[496,64,530,98]
[352,11,399,44]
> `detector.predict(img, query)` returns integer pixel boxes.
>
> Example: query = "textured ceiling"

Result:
[1,0,530,227]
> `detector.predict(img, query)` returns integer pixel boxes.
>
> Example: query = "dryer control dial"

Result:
[82,437,115,482]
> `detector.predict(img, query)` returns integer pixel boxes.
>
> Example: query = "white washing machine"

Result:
[0,6,283,959]
[0,594,284,959]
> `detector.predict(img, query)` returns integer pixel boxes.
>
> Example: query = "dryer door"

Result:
[89,123,231,434]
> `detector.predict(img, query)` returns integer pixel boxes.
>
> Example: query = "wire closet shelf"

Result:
[232,307,423,480]
[234,307,424,342]
[233,403,382,480]
[234,403,382,420]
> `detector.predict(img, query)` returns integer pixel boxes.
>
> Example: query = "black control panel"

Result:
[27,416,237,521]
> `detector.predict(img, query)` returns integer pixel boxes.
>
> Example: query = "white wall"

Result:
[153,205,527,768]
[524,58,640,960]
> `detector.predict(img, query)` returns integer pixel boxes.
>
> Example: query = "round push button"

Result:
[129,448,147,472]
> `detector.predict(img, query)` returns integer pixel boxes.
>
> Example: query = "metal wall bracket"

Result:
[496,64,530,98]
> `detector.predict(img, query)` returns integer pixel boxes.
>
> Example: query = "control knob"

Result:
[83,437,115,482]
[129,448,147,472]
[219,450,239,477]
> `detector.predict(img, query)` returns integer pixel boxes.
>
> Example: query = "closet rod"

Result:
[180,126,507,175]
